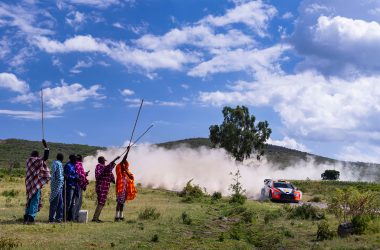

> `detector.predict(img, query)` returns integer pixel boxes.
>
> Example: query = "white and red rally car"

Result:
[261,179,302,202]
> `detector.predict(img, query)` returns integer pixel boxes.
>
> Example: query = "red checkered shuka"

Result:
[95,163,115,206]
[25,157,51,211]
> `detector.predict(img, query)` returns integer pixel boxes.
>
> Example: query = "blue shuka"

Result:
[50,160,64,202]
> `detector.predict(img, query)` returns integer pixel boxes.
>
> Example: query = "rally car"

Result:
[261,179,302,202]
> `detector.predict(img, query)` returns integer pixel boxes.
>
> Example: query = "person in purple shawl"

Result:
[72,154,89,221]
[92,155,120,222]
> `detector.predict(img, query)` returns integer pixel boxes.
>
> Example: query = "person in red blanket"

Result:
[24,139,50,224]
[92,155,120,223]
[115,147,137,222]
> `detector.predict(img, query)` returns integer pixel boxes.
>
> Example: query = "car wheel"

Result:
[269,191,273,201]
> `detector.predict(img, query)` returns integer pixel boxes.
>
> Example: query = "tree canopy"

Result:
[209,106,272,161]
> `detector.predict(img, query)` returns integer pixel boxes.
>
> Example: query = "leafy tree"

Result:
[209,106,271,161]
[321,170,340,180]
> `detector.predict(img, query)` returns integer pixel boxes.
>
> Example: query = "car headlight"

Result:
[274,191,281,196]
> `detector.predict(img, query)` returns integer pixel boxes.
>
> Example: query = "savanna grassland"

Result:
[0,175,379,250]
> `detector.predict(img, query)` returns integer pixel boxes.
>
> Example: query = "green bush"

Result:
[211,192,222,201]
[179,179,204,202]
[225,205,247,216]
[288,204,325,220]
[230,193,247,205]
[264,210,281,224]
[1,189,19,197]
[151,234,159,242]
[308,196,322,202]
[241,210,254,224]
[138,207,160,220]
[321,170,340,180]
[352,215,371,235]
[316,221,334,241]
[181,212,192,225]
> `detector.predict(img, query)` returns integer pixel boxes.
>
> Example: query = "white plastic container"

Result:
[78,210,88,223]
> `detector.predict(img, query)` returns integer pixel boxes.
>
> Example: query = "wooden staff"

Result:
[41,88,45,140]
[121,99,144,159]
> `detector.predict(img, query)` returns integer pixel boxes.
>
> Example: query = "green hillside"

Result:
[1,137,379,181]
[0,138,104,170]
[158,138,380,181]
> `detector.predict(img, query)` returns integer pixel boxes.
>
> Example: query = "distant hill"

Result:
[1,137,379,181]
[157,137,380,181]
[0,138,104,169]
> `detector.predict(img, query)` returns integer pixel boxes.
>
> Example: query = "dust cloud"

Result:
[83,144,376,198]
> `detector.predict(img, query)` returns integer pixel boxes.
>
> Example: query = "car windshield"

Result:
[274,182,293,189]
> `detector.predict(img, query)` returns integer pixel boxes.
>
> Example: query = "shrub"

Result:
[218,233,225,242]
[225,205,247,216]
[316,221,334,241]
[229,224,243,240]
[288,204,325,220]
[211,192,222,201]
[138,207,160,220]
[241,210,254,224]
[321,170,340,180]
[352,215,371,235]
[229,170,247,205]
[151,234,159,242]
[1,189,19,197]
[328,187,379,222]
[181,212,192,225]
[308,196,322,203]
[264,210,281,224]
[179,179,204,201]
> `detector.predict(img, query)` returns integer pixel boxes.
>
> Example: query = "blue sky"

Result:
[1,0,380,163]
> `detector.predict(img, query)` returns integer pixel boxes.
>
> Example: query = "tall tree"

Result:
[209,106,271,161]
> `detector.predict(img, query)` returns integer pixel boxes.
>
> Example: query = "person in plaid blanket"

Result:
[24,139,50,224]
[115,147,137,222]
[72,154,89,221]
[92,155,120,223]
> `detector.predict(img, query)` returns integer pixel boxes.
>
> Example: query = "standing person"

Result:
[92,155,120,223]
[48,153,64,223]
[115,148,137,222]
[72,154,89,221]
[64,154,78,221]
[24,139,50,224]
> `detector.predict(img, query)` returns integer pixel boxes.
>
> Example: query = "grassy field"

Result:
[0,176,379,250]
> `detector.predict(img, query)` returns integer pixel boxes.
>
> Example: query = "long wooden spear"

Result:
[121,99,144,160]
[41,88,45,140]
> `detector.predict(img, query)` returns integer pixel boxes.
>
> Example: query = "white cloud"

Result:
[0,73,29,93]
[200,0,277,37]
[282,12,293,19]
[181,84,190,89]
[113,22,124,29]
[14,83,104,109]
[292,1,380,76]
[70,60,93,74]
[123,98,184,107]
[135,25,253,50]
[35,35,198,72]
[66,11,86,28]
[34,35,110,53]
[65,0,122,8]
[77,131,87,137]
[337,142,380,163]
[0,2,53,36]
[268,137,309,152]
[121,88,134,96]
[199,70,380,142]
[188,44,289,77]
[0,109,62,120]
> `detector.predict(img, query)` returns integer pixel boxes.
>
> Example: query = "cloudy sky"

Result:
[1,0,380,163]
